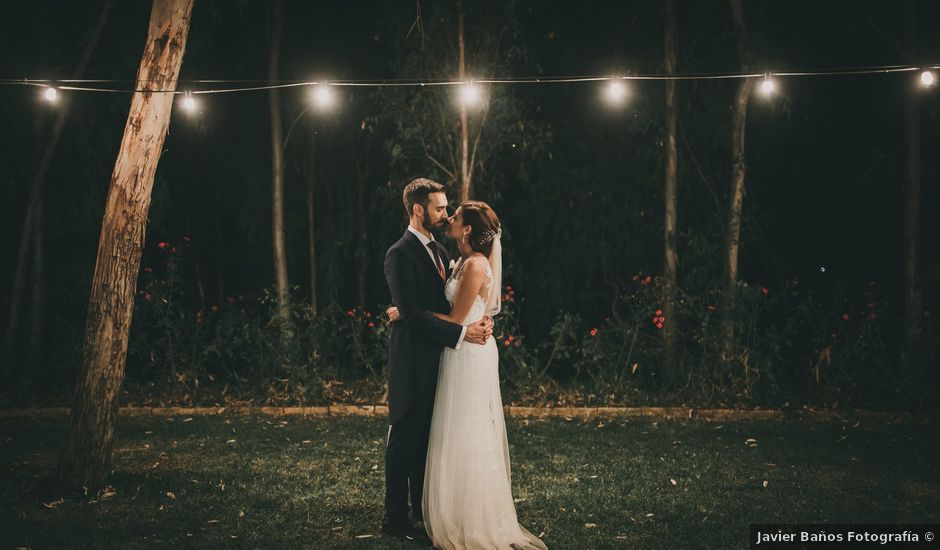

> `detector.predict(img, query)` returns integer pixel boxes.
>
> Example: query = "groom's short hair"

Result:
[403,178,446,217]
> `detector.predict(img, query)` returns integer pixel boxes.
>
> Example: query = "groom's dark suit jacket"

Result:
[384,229,463,425]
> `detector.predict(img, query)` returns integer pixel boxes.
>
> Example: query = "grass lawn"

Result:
[2,413,938,549]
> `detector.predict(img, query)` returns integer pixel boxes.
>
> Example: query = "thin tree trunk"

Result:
[662,0,679,384]
[304,129,318,313]
[29,199,44,375]
[5,0,113,355]
[268,0,291,342]
[720,0,754,364]
[355,148,369,309]
[59,0,193,493]
[458,0,471,201]
[902,0,924,372]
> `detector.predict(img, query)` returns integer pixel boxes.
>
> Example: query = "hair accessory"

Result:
[477,227,502,245]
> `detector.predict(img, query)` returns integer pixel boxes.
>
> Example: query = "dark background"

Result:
[1,0,937,399]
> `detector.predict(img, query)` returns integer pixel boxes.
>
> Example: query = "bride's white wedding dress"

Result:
[422,256,548,550]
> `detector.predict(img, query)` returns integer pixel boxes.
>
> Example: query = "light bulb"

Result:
[459,81,481,106]
[604,79,627,105]
[760,76,775,95]
[312,83,333,109]
[920,70,936,88]
[181,93,196,112]
[43,87,58,102]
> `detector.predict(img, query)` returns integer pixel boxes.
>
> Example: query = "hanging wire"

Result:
[4,62,938,95]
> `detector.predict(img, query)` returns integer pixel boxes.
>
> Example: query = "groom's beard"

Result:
[423,216,445,236]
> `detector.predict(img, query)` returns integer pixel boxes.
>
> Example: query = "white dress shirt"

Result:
[407,225,467,349]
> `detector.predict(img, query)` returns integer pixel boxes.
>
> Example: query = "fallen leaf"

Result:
[182,417,193,423]
[356,534,374,539]
[585,523,597,528]
[670,478,677,486]
[42,498,65,509]
[762,480,769,488]
[166,491,176,500]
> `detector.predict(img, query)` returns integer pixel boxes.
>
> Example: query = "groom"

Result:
[382,178,494,543]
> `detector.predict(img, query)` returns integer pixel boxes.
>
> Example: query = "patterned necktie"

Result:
[427,242,446,281]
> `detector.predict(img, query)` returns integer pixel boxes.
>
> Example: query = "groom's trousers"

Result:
[384,377,436,525]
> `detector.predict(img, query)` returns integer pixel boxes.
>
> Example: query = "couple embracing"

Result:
[381,178,548,549]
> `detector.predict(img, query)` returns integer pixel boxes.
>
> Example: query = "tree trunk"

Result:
[902,0,925,372]
[304,129,318,313]
[5,0,113,356]
[355,146,369,309]
[268,0,291,342]
[458,0,472,201]
[59,0,193,493]
[720,0,754,364]
[29,199,44,376]
[661,0,679,383]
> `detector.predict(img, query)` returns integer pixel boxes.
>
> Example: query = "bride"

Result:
[394,200,547,550]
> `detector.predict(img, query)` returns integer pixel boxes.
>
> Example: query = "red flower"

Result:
[368,322,375,328]
[143,291,152,301]
[842,313,849,321]
[366,311,372,318]
[761,287,769,296]
[707,305,716,311]
[143,267,152,273]
[345,310,354,318]
[504,339,511,346]
[632,275,640,282]
[508,335,514,342]
[211,305,219,312]
[590,328,598,337]
[514,341,521,347]
[170,247,177,253]
[656,322,663,329]
[158,242,168,249]
[655,309,663,316]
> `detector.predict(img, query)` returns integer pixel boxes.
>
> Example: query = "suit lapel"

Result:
[404,230,445,283]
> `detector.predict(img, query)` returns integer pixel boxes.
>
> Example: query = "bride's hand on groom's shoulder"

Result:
[386,306,401,322]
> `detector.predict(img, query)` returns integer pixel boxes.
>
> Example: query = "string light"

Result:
[604,78,628,105]
[180,90,197,112]
[5,62,936,118]
[311,83,333,108]
[759,73,775,95]
[458,80,482,106]
[921,70,936,88]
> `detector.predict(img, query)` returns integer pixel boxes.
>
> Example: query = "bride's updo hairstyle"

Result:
[459,200,501,256]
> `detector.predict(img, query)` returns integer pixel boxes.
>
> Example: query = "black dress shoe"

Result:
[381,519,433,546]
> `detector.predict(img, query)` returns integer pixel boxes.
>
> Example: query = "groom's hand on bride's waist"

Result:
[464,316,494,345]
